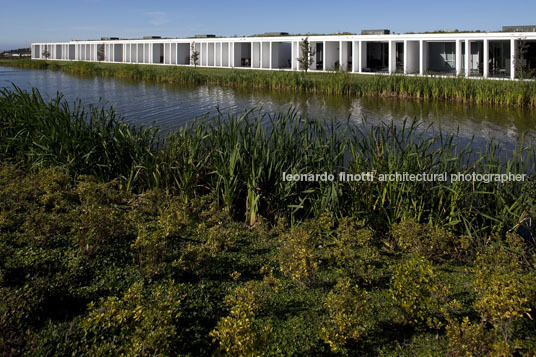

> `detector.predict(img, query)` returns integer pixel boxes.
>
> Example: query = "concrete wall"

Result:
[177,43,189,65]
[262,42,270,68]
[406,41,420,74]
[325,41,339,71]
[114,44,123,62]
[222,43,229,67]
[252,42,260,68]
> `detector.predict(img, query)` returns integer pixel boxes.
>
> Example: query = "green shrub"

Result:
[389,255,452,328]
[473,233,535,349]
[331,218,378,282]
[278,226,319,288]
[445,316,495,356]
[321,277,370,354]
[81,280,185,356]
[391,218,471,261]
[210,275,278,356]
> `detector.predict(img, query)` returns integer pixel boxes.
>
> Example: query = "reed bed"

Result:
[1,85,534,236]
[3,59,536,107]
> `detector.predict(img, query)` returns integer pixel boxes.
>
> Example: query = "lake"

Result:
[1,65,535,151]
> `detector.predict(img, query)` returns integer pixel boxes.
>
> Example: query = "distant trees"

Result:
[297,37,316,73]
[190,42,200,67]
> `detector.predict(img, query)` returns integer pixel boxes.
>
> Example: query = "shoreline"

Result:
[2,59,536,108]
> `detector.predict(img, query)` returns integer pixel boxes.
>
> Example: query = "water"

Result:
[1,65,535,150]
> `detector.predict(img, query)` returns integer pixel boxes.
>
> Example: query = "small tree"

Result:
[297,37,316,73]
[97,44,105,62]
[190,42,199,68]
[42,46,50,60]
[514,39,534,79]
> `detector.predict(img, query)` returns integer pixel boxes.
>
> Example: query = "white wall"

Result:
[262,42,270,68]
[406,41,420,74]
[222,43,229,67]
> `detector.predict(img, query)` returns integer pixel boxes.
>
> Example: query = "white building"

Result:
[31,31,536,80]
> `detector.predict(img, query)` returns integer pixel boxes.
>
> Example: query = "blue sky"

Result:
[2,0,536,50]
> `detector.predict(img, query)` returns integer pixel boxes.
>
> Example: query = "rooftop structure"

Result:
[502,25,536,32]
[31,29,536,80]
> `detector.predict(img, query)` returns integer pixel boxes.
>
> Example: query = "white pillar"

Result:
[511,38,516,80]
[456,40,462,76]
[339,41,343,71]
[403,40,408,74]
[419,40,424,75]
[230,42,234,68]
[229,42,232,68]
[465,40,470,77]
[359,41,365,73]
[322,41,326,71]
[259,42,263,69]
[389,40,395,74]
[483,39,489,78]
[269,42,272,69]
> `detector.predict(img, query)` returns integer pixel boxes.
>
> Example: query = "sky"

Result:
[1,0,536,50]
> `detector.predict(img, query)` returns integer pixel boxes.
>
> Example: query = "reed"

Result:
[3,59,536,107]
[0,85,534,236]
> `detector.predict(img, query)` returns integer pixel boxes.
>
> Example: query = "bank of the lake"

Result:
[1,85,536,356]
[1,85,534,236]
[3,58,536,107]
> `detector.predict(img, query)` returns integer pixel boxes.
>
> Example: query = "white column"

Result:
[511,39,516,80]
[389,40,395,74]
[456,40,462,76]
[359,41,364,73]
[465,40,470,77]
[351,41,356,72]
[419,40,424,75]
[259,42,262,69]
[322,41,326,71]
[229,42,232,68]
[269,42,273,69]
[291,41,295,70]
[339,41,343,71]
[483,39,489,78]
[404,40,408,74]
[220,43,223,67]
[230,42,234,68]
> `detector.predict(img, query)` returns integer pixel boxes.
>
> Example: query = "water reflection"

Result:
[1,65,535,150]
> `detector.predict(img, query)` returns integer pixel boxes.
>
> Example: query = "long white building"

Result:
[31,30,536,80]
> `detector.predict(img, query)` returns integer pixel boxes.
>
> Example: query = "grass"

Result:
[1,85,534,238]
[2,58,536,107]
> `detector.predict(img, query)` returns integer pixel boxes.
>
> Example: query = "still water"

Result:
[1,65,535,150]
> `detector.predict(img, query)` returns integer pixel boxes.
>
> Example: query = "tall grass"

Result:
[0,85,534,236]
[3,59,536,107]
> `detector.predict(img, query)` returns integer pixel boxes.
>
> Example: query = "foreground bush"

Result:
[1,164,535,355]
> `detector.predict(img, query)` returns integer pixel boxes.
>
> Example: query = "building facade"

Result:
[31,31,536,80]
